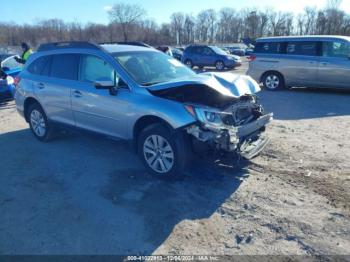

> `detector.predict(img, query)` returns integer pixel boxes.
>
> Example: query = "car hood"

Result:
[148,72,261,109]
[148,72,260,97]
[228,54,241,60]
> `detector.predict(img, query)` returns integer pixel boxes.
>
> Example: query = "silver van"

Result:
[247,36,350,90]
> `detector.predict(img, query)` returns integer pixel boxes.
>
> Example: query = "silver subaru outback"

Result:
[14,42,272,179]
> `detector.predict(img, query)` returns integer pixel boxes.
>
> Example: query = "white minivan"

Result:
[247,35,350,90]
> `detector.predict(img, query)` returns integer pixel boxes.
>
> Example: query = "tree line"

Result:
[0,0,349,49]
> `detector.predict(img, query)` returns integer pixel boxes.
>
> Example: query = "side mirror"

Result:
[94,80,118,96]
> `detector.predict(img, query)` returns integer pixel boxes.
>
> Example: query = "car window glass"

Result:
[255,42,281,54]
[50,54,79,80]
[323,41,350,58]
[80,55,119,84]
[27,56,51,76]
[203,47,213,55]
[286,41,317,56]
[114,51,195,86]
[1,56,21,70]
[195,47,204,54]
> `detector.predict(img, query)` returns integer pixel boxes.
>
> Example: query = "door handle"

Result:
[308,61,315,64]
[36,83,45,89]
[321,62,329,66]
[73,90,82,98]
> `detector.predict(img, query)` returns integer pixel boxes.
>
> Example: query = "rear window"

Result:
[254,42,282,54]
[27,56,51,76]
[50,54,79,80]
[286,41,318,56]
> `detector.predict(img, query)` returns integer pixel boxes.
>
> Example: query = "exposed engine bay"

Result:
[148,74,273,160]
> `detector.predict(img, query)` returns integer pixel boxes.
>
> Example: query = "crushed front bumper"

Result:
[187,113,273,160]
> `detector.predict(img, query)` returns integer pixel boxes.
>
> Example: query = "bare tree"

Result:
[108,3,146,41]
[184,15,195,44]
[170,12,185,45]
[2,2,350,49]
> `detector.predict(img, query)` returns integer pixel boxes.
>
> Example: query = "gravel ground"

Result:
[0,64,350,256]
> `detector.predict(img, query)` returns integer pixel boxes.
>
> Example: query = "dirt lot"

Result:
[0,64,350,256]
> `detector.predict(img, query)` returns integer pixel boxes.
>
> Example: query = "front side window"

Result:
[79,55,115,83]
[323,41,350,58]
[50,54,79,80]
[194,47,204,54]
[210,46,227,55]
[114,51,196,86]
[286,41,318,56]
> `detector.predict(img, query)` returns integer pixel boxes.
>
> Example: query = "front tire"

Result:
[262,72,285,91]
[185,59,193,68]
[138,123,189,180]
[28,103,54,142]
[215,60,225,71]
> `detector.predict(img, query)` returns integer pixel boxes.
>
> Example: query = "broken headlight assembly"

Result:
[185,105,229,126]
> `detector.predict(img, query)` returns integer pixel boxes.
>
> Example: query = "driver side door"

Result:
[71,54,131,139]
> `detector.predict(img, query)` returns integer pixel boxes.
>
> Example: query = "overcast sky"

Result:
[2,0,350,25]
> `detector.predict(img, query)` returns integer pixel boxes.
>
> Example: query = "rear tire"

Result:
[28,103,54,142]
[138,123,189,180]
[262,72,285,91]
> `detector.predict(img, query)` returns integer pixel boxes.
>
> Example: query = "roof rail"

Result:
[37,41,101,52]
[100,41,153,48]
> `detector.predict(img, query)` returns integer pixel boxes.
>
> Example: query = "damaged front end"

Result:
[185,94,273,160]
[148,73,273,160]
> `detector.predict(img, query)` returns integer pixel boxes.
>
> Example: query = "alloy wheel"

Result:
[30,109,46,137]
[143,135,174,174]
[265,75,280,90]
[216,61,224,70]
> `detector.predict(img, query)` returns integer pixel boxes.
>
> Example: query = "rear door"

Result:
[31,54,77,126]
[283,41,321,86]
[318,40,350,88]
[191,46,203,65]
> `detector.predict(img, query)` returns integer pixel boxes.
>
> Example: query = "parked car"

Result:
[245,48,254,56]
[182,45,242,70]
[222,47,232,54]
[228,47,246,56]
[157,46,183,61]
[0,55,21,96]
[171,48,183,61]
[15,42,272,179]
[247,35,350,90]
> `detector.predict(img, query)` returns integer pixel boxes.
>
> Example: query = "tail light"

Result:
[14,76,21,86]
[248,55,256,61]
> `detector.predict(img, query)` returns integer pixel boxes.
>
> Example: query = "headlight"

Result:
[185,105,225,125]
[204,111,221,123]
